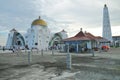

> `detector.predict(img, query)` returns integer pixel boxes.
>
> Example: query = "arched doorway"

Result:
[17,41,21,45]
[49,33,62,50]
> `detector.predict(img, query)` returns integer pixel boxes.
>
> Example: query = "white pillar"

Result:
[76,43,78,53]
[66,43,72,70]
[28,50,32,64]
[102,4,112,42]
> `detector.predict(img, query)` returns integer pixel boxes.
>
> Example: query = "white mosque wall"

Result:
[25,25,51,50]
[49,30,68,48]
[6,30,25,49]
[6,32,14,49]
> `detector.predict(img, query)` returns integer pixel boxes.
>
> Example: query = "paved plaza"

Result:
[0,48,120,80]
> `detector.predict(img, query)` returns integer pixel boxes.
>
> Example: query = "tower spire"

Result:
[80,28,82,31]
[39,16,41,19]
[102,4,112,42]
[104,4,107,7]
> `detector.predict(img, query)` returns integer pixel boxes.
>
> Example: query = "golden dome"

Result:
[32,16,47,26]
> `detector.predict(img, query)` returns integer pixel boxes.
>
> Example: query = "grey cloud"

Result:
[0,0,38,31]
[0,0,120,45]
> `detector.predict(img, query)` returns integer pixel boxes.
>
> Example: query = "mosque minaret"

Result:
[102,4,112,42]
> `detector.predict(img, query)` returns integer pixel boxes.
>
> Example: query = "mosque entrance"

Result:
[69,44,76,52]
[52,41,60,50]
[17,41,21,45]
[49,33,62,49]
[53,41,59,46]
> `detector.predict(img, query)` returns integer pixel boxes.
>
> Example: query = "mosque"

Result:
[6,16,68,50]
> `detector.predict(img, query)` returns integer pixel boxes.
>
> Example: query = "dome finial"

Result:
[39,16,41,19]
[80,28,82,31]
[104,4,107,7]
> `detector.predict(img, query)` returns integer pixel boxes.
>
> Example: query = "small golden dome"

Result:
[32,16,47,26]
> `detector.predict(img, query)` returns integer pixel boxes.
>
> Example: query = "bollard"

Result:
[41,49,43,56]
[28,50,32,64]
[66,44,72,70]
[92,49,95,57]
[36,48,39,54]
[66,53,72,70]
[52,49,54,56]
[25,49,27,53]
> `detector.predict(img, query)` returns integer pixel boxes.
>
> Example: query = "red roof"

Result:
[85,32,96,40]
[64,36,91,41]
[75,31,86,37]
[64,30,95,41]
[63,29,108,42]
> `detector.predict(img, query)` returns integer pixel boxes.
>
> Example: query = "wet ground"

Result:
[0,48,120,80]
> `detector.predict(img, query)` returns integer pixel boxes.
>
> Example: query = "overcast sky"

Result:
[0,0,120,46]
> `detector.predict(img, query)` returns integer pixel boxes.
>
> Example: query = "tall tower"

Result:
[102,4,112,42]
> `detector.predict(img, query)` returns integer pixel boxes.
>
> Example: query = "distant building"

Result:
[112,36,120,47]
[102,4,112,42]
[63,28,108,53]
